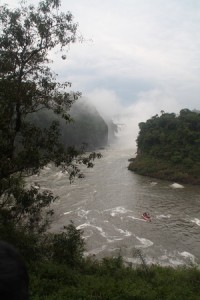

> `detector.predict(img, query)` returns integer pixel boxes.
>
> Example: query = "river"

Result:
[32,146,200,266]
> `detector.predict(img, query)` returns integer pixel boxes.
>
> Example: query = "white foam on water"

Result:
[160,255,169,261]
[77,222,130,242]
[110,212,115,217]
[76,223,90,230]
[76,223,108,239]
[106,206,132,217]
[72,200,87,207]
[179,251,196,264]
[40,186,52,190]
[77,210,90,218]
[127,216,145,222]
[96,226,110,238]
[150,182,157,186]
[168,258,185,266]
[40,164,52,174]
[114,227,132,237]
[170,183,184,189]
[63,211,73,215]
[53,171,64,180]
[43,165,51,171]
[107,238,123,243]
[135,236,154,248]
[124,257,140,264]
[158,249,197,267]
[107,247,121,252]
[83,230,93,240]
[33,184,40,189]
[126,252,191,267]
[191,218,200,226]
[156,214,171,219]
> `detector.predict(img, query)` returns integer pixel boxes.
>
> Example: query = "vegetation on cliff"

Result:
[62,101,109,149]
[129,109,200,184]
[30,100,109,150]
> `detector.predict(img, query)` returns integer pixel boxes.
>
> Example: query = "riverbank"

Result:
[3,220,200,300]
[2,217,200,300]
[128,155,200,185]
[30,258,200,300]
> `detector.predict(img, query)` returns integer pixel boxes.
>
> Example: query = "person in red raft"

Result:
[142,212,151,222]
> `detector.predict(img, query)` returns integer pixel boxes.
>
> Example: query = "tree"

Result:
[136,109,200,163]
[0,0,101,234]
[129,109,200,184]
[51,221,85,267]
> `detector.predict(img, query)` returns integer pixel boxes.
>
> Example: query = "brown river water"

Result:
[31,146,200,266]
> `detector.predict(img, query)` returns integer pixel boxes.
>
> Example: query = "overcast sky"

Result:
[2,0,200,146]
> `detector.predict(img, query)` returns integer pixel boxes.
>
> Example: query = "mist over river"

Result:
[31,147,200,266]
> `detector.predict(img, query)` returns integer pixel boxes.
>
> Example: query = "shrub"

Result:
[51,221,85,267]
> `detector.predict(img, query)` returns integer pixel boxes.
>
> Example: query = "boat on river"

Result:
[142,212,151,222]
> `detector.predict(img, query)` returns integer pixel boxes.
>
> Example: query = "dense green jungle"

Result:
[129,109,200,184]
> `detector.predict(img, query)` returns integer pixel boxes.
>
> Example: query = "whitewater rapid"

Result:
[31,147,200,266]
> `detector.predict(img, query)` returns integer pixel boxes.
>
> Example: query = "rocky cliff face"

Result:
[29,100,109,150]
[60,101,108,150]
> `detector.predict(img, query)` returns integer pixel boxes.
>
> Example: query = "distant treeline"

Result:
[129,109,200,184]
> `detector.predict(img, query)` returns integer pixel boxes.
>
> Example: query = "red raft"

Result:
[142,212,151,222]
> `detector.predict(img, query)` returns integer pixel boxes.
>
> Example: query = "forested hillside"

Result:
[129,109,200,184]
[30,100,109,150]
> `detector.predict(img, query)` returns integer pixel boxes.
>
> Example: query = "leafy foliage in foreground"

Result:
[2,213,200,300]
[129,109,200,184]
[29,256,200,300]
[0,0,101,236]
